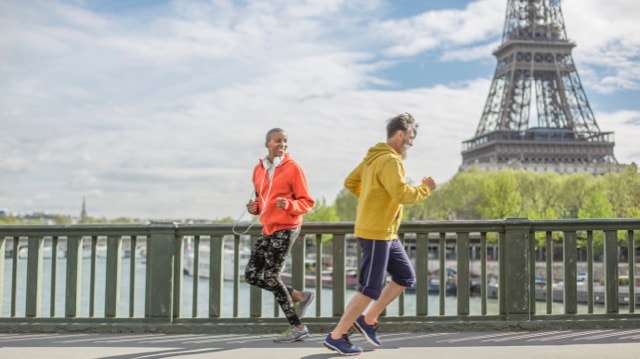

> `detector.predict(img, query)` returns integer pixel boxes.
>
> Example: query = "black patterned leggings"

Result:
[244,227,301,326]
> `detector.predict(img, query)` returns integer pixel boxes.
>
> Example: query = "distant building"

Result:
[80,197,88,222]
[23,212,57,225]
[460,0,628,175]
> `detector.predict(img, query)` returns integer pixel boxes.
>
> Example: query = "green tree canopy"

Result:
[376,166,640,221]
[305,197,340,222]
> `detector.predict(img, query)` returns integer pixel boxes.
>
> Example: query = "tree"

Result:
[216,216,235,223]
[110,217,135,224]
[557,173,591,218]
[602,165,640,217]
[516,171,561,219]
[417,169,483,220]
[477,170,522,219]
[0,215,20,225]
[334,188,358,221]
[305,197,339,222]
[578,177,614,219]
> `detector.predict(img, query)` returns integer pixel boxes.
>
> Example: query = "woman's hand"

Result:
[246,200,258,215]
[276,197,287,210]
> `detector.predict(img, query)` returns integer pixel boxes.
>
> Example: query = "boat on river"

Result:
[17,244,66,259]
[407,267,482,296]
[183,244,251,281]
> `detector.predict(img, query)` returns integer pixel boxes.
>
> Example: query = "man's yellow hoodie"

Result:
[344,143,431,240]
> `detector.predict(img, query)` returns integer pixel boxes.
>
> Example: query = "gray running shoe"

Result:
[295,291,315,318]
[273,325,310,343]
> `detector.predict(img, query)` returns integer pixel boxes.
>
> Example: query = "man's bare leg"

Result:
[362,281,405,324]
[329,292,372,339]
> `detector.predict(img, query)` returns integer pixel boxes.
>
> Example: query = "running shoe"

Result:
[295,291,315,318]
[353,314,381,347]
[323,333,363,356]
[273,325,310,343]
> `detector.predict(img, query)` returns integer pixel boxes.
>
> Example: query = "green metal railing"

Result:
[0,219,638,333]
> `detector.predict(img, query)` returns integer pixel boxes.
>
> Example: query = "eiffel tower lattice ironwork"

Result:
[461,0,619,174]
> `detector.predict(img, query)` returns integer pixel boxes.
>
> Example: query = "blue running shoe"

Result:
[353,315,381,347]
[323,333,363,356]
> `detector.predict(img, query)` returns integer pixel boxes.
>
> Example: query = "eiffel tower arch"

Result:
[460,0,624,175]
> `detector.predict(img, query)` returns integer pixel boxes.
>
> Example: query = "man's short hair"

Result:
[386,113,418,139]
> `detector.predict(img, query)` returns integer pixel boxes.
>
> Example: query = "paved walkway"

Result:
[1,329,640,359]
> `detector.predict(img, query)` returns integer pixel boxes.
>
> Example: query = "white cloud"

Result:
[563,0,640,93]
[440,41,501,62]
[596,110,640,165]
[0,0,637,220]
[377,0,505,57]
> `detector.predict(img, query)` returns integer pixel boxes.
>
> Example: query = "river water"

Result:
[2,258,603,318]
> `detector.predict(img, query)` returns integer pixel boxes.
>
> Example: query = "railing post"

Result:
[603,230,619,314]
[104,235,122,318]
[456,232,470,316]
[146,223,177,321]
[415,232,429,316]
[0,236,5,314]
[210,235,224,318]
[332,234,347,317]
[25,236,43,317]
[563,230,578,314]
[500,218,531,320]
[65,235,83,318]
[172,233,184,320]
[291,233,306,290]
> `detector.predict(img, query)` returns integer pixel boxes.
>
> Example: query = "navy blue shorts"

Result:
[357,238,416,300]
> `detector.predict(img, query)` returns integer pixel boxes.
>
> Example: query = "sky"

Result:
[1,0,639,221]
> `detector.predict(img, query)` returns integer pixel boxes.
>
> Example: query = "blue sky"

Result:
[1,0,638,220]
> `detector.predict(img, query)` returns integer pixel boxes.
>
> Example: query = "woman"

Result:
[245,127,315,342]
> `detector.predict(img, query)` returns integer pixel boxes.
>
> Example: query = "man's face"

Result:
[400,128,415,159]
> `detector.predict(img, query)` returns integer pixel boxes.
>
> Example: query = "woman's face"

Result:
[266,131,288,160]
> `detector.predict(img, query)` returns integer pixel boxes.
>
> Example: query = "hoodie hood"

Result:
[259,152,293,167]
[259,152,293,179]
[363,143,399,165]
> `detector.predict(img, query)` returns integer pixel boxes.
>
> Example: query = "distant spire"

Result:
[81,197,87,220]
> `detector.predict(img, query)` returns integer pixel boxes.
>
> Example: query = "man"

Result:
[323,113,437,355]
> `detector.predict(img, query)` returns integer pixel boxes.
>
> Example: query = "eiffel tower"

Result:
[461,0,622,174]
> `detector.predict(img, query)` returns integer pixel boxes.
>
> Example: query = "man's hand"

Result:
[422,176,437,191]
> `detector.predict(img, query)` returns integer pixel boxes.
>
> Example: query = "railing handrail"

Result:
[3,217,638,234]
[1,218,638,333]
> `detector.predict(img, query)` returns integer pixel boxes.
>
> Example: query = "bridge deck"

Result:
[1,329,639,358]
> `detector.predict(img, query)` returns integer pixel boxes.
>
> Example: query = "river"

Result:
[2,258,604,318]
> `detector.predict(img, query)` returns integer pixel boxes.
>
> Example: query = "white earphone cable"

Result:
[231,161,276,236]
[231,190,259,236]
